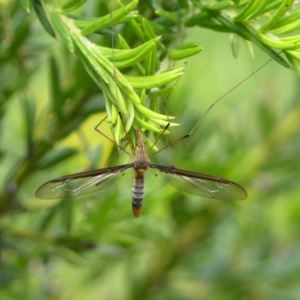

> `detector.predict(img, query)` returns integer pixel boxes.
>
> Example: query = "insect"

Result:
[35,52,280,217]
[35,125,247,217]
[37,11,287,217]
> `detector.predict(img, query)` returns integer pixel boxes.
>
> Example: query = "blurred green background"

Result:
[1,1,300,299]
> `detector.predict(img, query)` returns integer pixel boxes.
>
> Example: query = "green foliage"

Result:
[1,0,300,299]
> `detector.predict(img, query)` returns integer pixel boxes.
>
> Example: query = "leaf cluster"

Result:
[1,1,300,299]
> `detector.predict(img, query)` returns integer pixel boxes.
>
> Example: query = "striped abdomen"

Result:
[131,173,145,218]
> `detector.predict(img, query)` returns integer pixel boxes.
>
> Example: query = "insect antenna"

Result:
[94,115,132,158]
[148,63,187,155]
[148,123,171,152]
[151,52,283,157]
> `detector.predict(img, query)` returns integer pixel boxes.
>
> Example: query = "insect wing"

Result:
[35,164,133,199]
[150,164,247,200]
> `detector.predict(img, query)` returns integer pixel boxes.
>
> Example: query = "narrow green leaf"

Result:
[73,11,138,29]
[205,1,233,11]
[126,98,135,133]
[117,82,140,105]
[118,33,130,49]
[75,49,108,94]
[260,0,282,15]
[169,45,204,60]
[94,37,161,69]
[234,0,257,21]
[144,45,157,76]
[258,33,299,50]
[117,34,145,74]
[36,147,79,169]
[106,102,115,124]
[114,115,124,145]
[174,42,201,50]
[193,21,233,33]
[260,0,295,32]
[281,35,300,44]
[230,34,240,59]
[73,37,109,85]
[134,103,174,121]
[155,10,179,23]
[150,86,176,98]
[149,117,179,127]
[32,0,56,37]
[185,11,211,27]
[245,0,269,20]
[140,89,147,106]
[51,13,74,52]
[104,103,114,127]
[128,17,146,42]
[125,68,184,89]
[143,135,159,151]
[72,33,126,113]
[214,15,291,69]
[270,10,300,30]
[61,0,86,12]
[245,40,255,58]
[134,115,161,132]
[286,52,300,76]
[104,69,129,110]
[286,50,300,60]
[141,18,164,50]
[79,0,138,35]
[271,14,300,35]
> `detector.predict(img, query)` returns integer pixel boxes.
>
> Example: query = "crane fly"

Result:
[35,128,247,217]
[35,10,282,217]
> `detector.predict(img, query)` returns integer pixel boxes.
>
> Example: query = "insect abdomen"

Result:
[131,174,144,218]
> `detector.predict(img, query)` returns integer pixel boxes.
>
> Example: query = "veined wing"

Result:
[35,163,134,199]
[150,164,247,200]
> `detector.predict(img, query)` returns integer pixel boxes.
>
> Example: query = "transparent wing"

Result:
[150,164,247,200]
[35,164,134,199]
